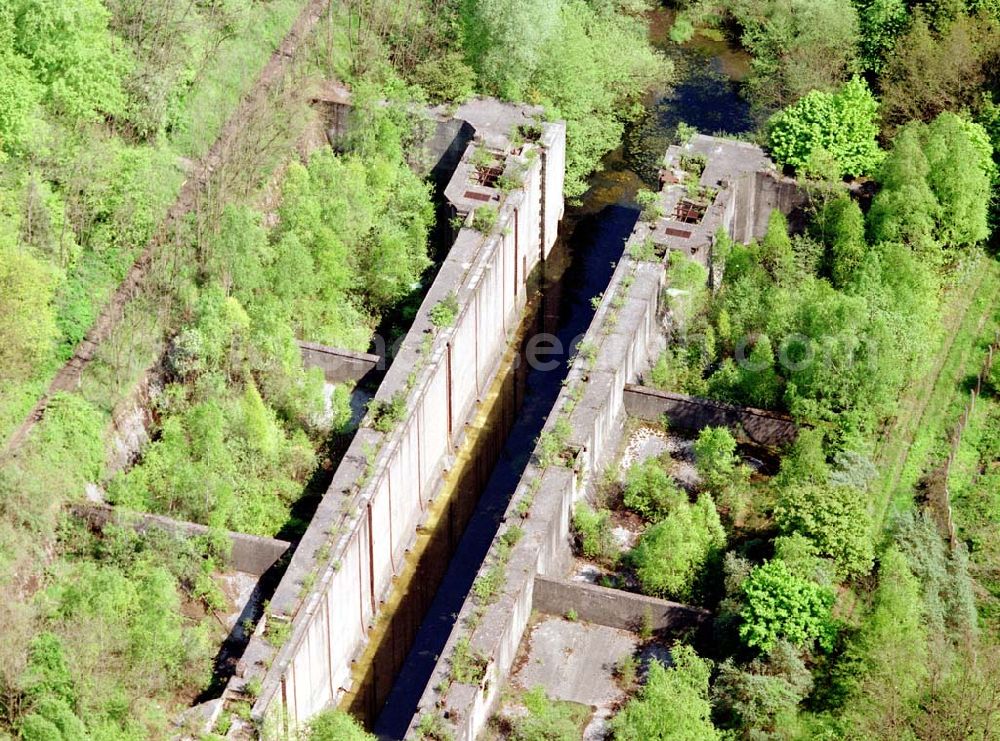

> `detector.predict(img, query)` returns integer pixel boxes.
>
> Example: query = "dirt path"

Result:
[1,0,334,461]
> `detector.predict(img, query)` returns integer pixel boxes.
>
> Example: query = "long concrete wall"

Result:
[296,341,382,385]
[532,576,710,632]
[623,384,798,447]
[73,504,290,576]
[404,244,666,740]
[231,119,566,737]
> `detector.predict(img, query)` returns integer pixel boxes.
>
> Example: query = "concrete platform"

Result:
[508,616,637,740]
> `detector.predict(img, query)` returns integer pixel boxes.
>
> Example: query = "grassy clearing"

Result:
[873,254,1000,526]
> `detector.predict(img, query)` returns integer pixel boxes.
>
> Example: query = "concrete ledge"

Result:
[72,503,291,576]
[623,384,797,447]
[296,341,382,385]
[532,576,710,633]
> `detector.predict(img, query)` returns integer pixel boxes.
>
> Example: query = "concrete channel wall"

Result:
[234,114,567,736]
[532,576,710,632]
[296,341,382,385]
[405,239,667,740]
[623,384,798,447]
[405,137,805,740]
[73,504,290,576]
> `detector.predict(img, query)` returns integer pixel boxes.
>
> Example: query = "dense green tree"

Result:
[630,495,726,600]
[737,335,782,410]
[730,0,860,112]
[12,0,129,121]
[739,559,835,652]
[623,456,685,521]
[921,112,992,248]
[834,547,928,736]
[460,0,560,99]
[611,646,720,740]
[774,481,874,579]
[758,211,795,282]
[853,0,910,72]
[693,427,741,491]
[529,0,666,197]
[821,196,866,288]
[867,125,939,250]
[878,14,990,132]
[712,641,813,737]
[0,240,57,383]
[767,77,883,177]
[869,113,992,251]
[0,8,41,157]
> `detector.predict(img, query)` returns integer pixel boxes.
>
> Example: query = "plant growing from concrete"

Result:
[416,713,455,741]
[636,188,665,222]
[609,647,719,740]
[472,205,499,233]
[244,675,263,699]
[631,237,661,262]
[430,292,460,328]
[265,616,291,648]
[565,608,578,621]
[497,163,526,194]
[367,391,408,433]
[629,494,726,601]
[577,340,598,369]
[510,686,586,741]
[536,417,572,468]
[572,502,620,566]
[623,456,686,521]
[473,524,522,604]
[449,636,487,685]
[470,144,497,171]
[680,153,708,177]
[615,654,639,689]
[306,710,376,740]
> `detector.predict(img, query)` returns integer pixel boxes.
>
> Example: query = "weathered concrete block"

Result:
[532,576,710,633]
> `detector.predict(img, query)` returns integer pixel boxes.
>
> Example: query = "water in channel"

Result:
[368,12,753,737]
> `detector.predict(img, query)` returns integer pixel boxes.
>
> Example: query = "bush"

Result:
[411,52,477,104]
[669,16,696,44]
[739,559,835,652]
[573,502,620,565]
[512,686,583,741]
[623,457,685,521]
[610,646,719,740]
[306,710,375,740]
[630,495,725,600]
[471,205,498,233]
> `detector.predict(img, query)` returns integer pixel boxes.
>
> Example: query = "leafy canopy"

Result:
[611,645,720,740]
[768,77,883,177]
[739,559,836,652]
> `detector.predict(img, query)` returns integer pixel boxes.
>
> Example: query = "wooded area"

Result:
[0,0,999,738]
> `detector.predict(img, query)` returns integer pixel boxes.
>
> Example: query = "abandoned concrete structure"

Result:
[402,134,801,741]
[645,134,805,282]
[218,101,567,737]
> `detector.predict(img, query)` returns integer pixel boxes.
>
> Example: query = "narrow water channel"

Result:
[369,12,753,737]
